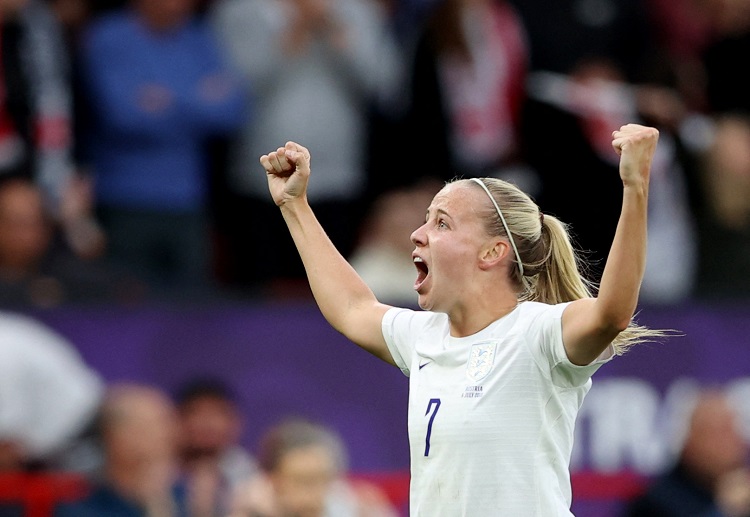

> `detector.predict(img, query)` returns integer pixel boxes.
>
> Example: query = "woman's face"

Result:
[410,183,490,313]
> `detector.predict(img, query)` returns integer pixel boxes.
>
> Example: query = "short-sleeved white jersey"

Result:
[381,301,613,517]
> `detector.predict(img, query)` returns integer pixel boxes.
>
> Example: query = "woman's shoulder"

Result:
[384,307,448,333]
[390,306,447,322]
[515,300,572,324]
[517,300,554,314]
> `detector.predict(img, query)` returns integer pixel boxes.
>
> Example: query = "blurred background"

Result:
[0,0,749,515]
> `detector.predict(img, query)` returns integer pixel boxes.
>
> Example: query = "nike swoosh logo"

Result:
[419,361,431,370]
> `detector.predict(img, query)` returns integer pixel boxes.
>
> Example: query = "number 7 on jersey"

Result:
[424,398,441,456]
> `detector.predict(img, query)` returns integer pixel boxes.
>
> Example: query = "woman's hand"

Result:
[611,124,659,188]
[259,141,311,207]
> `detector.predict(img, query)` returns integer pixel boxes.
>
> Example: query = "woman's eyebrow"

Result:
[434,208,451,219]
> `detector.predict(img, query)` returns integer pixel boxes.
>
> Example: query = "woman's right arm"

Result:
[259,142,395,365]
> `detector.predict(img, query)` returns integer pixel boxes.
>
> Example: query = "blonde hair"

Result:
[461,177,671,355]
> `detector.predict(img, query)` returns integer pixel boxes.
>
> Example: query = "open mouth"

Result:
[413,256,429,291]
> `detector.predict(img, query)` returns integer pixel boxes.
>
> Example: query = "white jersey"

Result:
[382,301,613,517]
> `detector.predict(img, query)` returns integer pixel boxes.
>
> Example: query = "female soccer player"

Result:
[259,124,668,516]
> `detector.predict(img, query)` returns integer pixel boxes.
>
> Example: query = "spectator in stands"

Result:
[175,377,258,517]
[373,0,532,191]
[692,115,750,299]
[623,387,750,517]
[228,416,398,517]
[56,382,190,517]
[208,0,404,296]
[507,0,700,296]
[76,0,247,296]
[0,177,144,308]
[0,0,104,262]
[0,311,104,472]
[690,0,750,300]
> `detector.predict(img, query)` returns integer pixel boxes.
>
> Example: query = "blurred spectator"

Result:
[228,416,398,517]
[0,176,144,308]
[689,0,750,300]
[691,115,750,299]
[175,377,258,517]
[372,0,532,194]
[349,179,440,306]
[0,310,103,472]
[623,387,750,517]
[55,382,190,517]
[636,0,750,302]
[520,66,699,303]
[75,0,247,297]
[0,0,104,260]
[504,0,701,294]
[208,0,404,296]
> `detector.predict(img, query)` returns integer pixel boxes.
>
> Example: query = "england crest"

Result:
[466,341,497,382]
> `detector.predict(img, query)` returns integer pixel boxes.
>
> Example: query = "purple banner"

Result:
[23,299,750,516]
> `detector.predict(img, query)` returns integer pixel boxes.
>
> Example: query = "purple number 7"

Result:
[424,398,441,456]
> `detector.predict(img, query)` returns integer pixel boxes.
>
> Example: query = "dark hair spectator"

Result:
[0,176,143,308]
[175,376,258,517]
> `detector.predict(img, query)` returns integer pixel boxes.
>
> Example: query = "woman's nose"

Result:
[411,223,426,246]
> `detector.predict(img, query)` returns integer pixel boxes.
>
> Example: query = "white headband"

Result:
[470,178,524,278]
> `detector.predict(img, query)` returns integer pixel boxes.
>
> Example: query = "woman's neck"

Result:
[448,297,519,338]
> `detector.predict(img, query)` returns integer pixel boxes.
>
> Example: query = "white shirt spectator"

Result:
[0,311,104,465]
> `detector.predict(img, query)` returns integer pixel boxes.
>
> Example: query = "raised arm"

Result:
[562,124,659,365]
[259,142,395,364]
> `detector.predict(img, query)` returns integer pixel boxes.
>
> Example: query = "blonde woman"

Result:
[259,123,670,516]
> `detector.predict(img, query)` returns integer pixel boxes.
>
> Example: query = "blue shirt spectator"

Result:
[76,0,248,294]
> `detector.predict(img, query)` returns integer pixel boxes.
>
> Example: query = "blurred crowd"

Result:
[0,0,747,309]
[0,310,402,516]
[0,310,747,516]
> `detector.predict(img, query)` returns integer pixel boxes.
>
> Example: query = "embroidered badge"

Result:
[466,341,497,382]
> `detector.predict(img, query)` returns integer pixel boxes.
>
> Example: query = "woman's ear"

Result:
[479,239,509,270]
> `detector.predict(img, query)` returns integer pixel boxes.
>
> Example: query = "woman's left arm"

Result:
[562,123,659,365]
